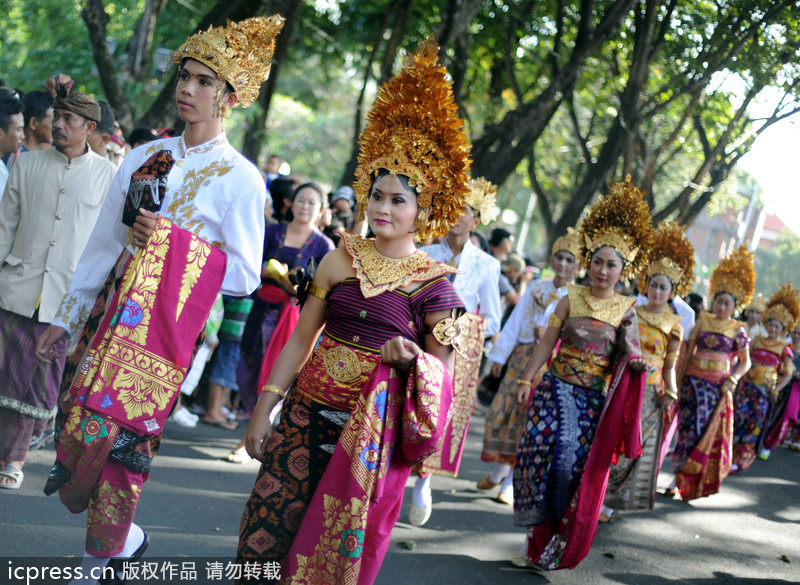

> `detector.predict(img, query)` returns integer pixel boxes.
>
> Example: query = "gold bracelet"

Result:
[262,384,286,400]
[726,375,738,386]
[516,379,533,386]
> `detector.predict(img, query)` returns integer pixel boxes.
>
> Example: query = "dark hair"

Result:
[590,245,625,264]
[714,290,737,305]
[127,126,159,147]
[489,228,512,247]
[372,169,418,196]
[95,101,116,135]
[471,231,489,253]
[0,89,24,133]
[21,90,53,128]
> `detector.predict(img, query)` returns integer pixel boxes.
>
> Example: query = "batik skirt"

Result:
[481,341,536,465]
[732,381,769,471]
[605,382,663,511]
[513,373,604,528]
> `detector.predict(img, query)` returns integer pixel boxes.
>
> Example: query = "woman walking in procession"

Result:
[669,245,754,500]
[512,176,653,570]
[237,38,474,585]
[603,222,694,517]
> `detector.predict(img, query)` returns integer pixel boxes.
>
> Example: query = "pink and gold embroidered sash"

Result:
[281,352,454,585]
[72,217,226,435]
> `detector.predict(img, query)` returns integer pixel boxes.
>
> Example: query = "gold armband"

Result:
[548,313,563,329]
[515,379,533,387]
[306,283,331,301]
[665,349,680,363]
[262,384,286,400]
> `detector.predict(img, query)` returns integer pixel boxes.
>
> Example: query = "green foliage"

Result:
[754,229,800,295]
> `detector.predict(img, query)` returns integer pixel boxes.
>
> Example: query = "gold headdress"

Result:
[637,221,695,298]
[746,293,767,314]
[354,38,471,240]
[578,175,654,281]
[551,227,581,259]
[172,16,284,110]
[465,177,499,225]
[708,244,756,308]
[763,284,800,331]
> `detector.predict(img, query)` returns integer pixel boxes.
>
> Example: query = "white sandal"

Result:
[0,464,23,490]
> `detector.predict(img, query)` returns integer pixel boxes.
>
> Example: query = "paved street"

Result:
[2,411,798,585]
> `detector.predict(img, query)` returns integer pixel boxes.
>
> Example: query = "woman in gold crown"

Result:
[237,39,471,584]
[604,222,694,517]
[669,245,753,500]
[733,283,800,467]
[511,176,652,570]
[476,228,580,505]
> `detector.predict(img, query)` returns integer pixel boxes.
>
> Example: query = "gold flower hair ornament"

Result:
[637,221,695,298]
[746,293,767,314]
[550,227,582,259]
[763,283,800,332]
[172,15,285,113]
[465,177,500,225]
[353,37,471,240]
[578,174,654,281]
[709,244,756,309]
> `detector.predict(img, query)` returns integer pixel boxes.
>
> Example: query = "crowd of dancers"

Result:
[0,12,798,585]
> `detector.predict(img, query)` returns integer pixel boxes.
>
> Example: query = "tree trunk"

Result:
[240,0,303,164]
[127,0,170,82]
[470,0,639,185]
[81,0,135,132]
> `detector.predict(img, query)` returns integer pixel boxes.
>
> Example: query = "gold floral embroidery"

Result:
[166,160,233,235]
[322,345,363,383]
[93,480,141,526]
[342,233,457,298]
[55,295,77,324]
[116,220,171,347]
[176,235,210,322]
[96,336,185,421]
[568,283,635,327]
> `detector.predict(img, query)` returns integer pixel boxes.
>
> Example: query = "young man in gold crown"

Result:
[35,16,284,583]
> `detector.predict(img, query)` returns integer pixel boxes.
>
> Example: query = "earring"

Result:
[414,208,428,232]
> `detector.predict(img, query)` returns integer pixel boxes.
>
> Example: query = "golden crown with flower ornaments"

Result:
[578,175,654,282]
[709,244,756,309]
[353,37,471,240]
[172,16,284,110]
[550,228,582,259]
[465,178,500,225]
[763,283,800,331]
[637,221,695,298]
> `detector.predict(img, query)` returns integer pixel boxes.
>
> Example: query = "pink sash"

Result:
[53,218,225,510]
[281,352,454,585]
[531,353,645,570]
[256,283,299,394]
[418,311,485,476]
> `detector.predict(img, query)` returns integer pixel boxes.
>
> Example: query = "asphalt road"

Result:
[2,411,798,585]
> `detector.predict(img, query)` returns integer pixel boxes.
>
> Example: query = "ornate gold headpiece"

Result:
[465,178,499,225]
[746,293,766,314]
[551,227,581,259]
[638,221,695,298]
[709,244,756,308]
[578,175,654,281]
[764,284,800,332]
[354,37,471,240]
[172,16,284,110]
